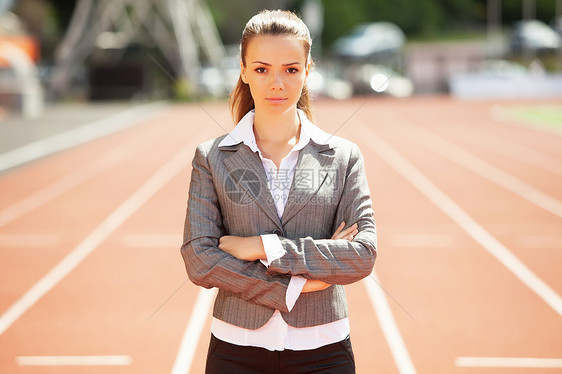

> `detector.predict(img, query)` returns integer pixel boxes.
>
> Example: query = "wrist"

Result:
[254,236,266,261]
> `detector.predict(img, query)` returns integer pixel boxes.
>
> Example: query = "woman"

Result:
[181,9,377,374]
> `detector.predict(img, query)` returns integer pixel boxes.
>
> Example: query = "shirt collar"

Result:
[218,109,331,152]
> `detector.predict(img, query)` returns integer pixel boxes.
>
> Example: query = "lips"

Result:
[266,97,287,104]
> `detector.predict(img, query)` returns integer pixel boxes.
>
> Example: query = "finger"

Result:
[348,228,359,241]
[319,281,331,290]
[334,221,345,235]
[331,221,345,239]
[334,222,345,235]
[338,223,357,238]
[310,280,330,291]
[218,236,230,250]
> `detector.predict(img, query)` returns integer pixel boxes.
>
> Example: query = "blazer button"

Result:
[272,229,283,236]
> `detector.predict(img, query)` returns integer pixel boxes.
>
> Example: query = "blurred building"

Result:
[49,0,226,100]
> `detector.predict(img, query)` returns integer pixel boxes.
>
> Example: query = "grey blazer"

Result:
[181,133,377,329]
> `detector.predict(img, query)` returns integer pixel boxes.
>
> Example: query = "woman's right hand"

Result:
[302,279,331,293]
[302,221,358,293]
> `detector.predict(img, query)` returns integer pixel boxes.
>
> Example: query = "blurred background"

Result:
[1,0,561,114]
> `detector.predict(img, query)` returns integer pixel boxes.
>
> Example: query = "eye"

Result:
[286,67,299,74]
[255,67,267,73]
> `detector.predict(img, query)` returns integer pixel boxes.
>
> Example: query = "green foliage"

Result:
[293,0,484,50]
[51,0,560,54]
[319,0,370,50]
[474,0,558,25]
[173,78,197,102]
[49,0,78,33]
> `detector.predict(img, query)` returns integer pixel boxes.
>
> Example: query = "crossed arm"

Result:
[182,143,376,311]
[182,145,294,312]
[218,143,377,286]
[219,221,358,292]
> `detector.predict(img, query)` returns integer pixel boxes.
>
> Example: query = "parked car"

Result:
[332,22,405,60]
[330,22,410,96]
[510,20,562,52]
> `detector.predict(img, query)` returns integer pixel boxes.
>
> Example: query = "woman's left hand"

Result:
[331,221,358,241]
[218,235,266,261]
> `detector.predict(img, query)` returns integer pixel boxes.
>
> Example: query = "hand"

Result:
[331,221,358,241]
[303,222,358,292]
[302,279,331,293]
[218,235,266,261]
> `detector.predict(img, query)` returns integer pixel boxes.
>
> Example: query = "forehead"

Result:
[245,35,307,62]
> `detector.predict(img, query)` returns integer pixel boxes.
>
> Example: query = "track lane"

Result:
[398,103,562,198]
[405,98,562,157]
[0,104,228,372]
[360,107,562,295]
[340,100,561,372]
[0,109,211,317]
[1,98,560,373]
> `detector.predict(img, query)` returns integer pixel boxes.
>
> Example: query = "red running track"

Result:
[0,97,561,373]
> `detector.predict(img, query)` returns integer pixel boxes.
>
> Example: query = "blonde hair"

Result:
[229,9,314,124]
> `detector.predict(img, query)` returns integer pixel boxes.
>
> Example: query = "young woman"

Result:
[181,10,377,374]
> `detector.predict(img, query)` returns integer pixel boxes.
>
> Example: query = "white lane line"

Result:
[0,141,196,336]
[441,126,562,177]
[16,355,132,366]
[0,234,59,248]
[0,101,167,173]
[171,287,216,374]
[363,272,417,374]
[0,146,135,228]
[455,357,562,368]
[360,125,562,316]
[401,124,562,219]
[518,235,562,248]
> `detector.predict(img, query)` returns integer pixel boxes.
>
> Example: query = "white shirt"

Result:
[212,109,350,351]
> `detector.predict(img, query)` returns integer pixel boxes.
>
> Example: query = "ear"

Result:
[240,61,248,84]
[304,61,311,79]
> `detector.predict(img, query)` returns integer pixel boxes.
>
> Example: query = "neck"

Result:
[253,107,300,144]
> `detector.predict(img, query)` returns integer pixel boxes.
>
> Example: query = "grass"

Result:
[506,106,562,130]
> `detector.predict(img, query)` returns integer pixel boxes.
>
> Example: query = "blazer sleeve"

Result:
[266,143,377,285]
[180,144,291,312]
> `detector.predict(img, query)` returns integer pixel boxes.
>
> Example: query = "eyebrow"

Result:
[251,61,301,66]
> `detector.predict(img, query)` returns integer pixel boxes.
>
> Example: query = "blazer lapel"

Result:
[281,141,337,225]
[221,144,283,229]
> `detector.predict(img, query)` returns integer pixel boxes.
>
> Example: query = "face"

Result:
[241,35,310,115]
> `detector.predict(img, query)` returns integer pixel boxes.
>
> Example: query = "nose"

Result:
[271,72,284,90]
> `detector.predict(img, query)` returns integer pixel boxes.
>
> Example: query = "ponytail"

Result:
[297,85,313,122]
[229,77,254,124]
